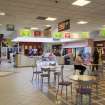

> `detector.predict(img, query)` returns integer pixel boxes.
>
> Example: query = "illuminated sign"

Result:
[52,32,63,40]
[58,19,70,32]
[20,29,32,37]
[81,32,89,38]
[100,28,105,37]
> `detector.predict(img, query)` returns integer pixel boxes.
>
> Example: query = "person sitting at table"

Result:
[92,48,99,72]
[74,53,86,75]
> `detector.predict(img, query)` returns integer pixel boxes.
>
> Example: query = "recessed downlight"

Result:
[72,0,91,6]
[77,21,88,24]
[0,12,6,16]
[30,27,39,30]
[46,17,56,21]
[45,25,51,27]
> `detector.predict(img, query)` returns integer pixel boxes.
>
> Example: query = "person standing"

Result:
[92,48,99,71]
[74,53,86,75]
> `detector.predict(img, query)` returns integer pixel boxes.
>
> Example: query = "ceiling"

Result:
[0,0,105,34]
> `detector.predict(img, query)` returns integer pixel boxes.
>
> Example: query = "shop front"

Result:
[94,41,105,62]
[62,39,93,65]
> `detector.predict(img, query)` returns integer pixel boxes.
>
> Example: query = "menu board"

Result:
[58,19,70,32]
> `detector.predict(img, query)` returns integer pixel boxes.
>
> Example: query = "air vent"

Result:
[36,16,47,20]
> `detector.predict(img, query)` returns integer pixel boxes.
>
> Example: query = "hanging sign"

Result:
[20,29,32,37]
[58,19,70,32]
[80,32,89,38]
[33,31,42,36]
[100,28,105,37]
[52,32,63,40]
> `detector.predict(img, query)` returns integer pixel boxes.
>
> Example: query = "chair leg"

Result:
[48,76,50,85]
[76,92,78,105]
[41,77,43,87]
[54,74,56,83]
[58,75,60,83]
[36,73,37,79]
[89,94,91,105]
[71,84,72,96]
[80,94,83,105]
[32,73,34,81]
[66,86,68,100]
[56,85,60,99]
[38,74,39,81]
[96,83,98,96]
[61,85,63,96]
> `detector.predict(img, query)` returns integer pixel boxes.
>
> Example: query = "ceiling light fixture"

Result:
[30,27,39,30]
[72,0,91,6]
[46,17,56,21]
[46,25,51,27]
[0,24,2,26]
[0,12,6,16]
[77,21,88,24]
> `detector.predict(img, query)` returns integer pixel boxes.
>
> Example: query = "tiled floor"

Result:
[0,61,105,105]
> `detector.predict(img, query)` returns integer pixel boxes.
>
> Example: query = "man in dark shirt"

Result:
[92,48,99,71]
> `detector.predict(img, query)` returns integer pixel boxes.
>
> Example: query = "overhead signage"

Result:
[58,19,70,32]
[80,32,89,38]
[33,31,42,36]
[52,32,63,40]
[20,29,32,37]
[6,24,15,31]
[64,32,71,38]
[94,41,104,47]
[100,28,105,37]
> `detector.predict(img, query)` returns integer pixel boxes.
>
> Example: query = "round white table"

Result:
[70,75,96,81]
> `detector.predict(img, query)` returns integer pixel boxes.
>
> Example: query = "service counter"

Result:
[15,54,40,67]
[15,53,65,67]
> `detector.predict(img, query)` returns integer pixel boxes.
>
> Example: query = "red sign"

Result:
[64,32,71,38]
[33,31,41,36]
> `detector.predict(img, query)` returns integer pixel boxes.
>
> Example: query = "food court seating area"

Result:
[0,59,105,105]
[31,57,105,105]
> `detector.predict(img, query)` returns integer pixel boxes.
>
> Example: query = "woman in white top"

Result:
[74,53,86,75]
